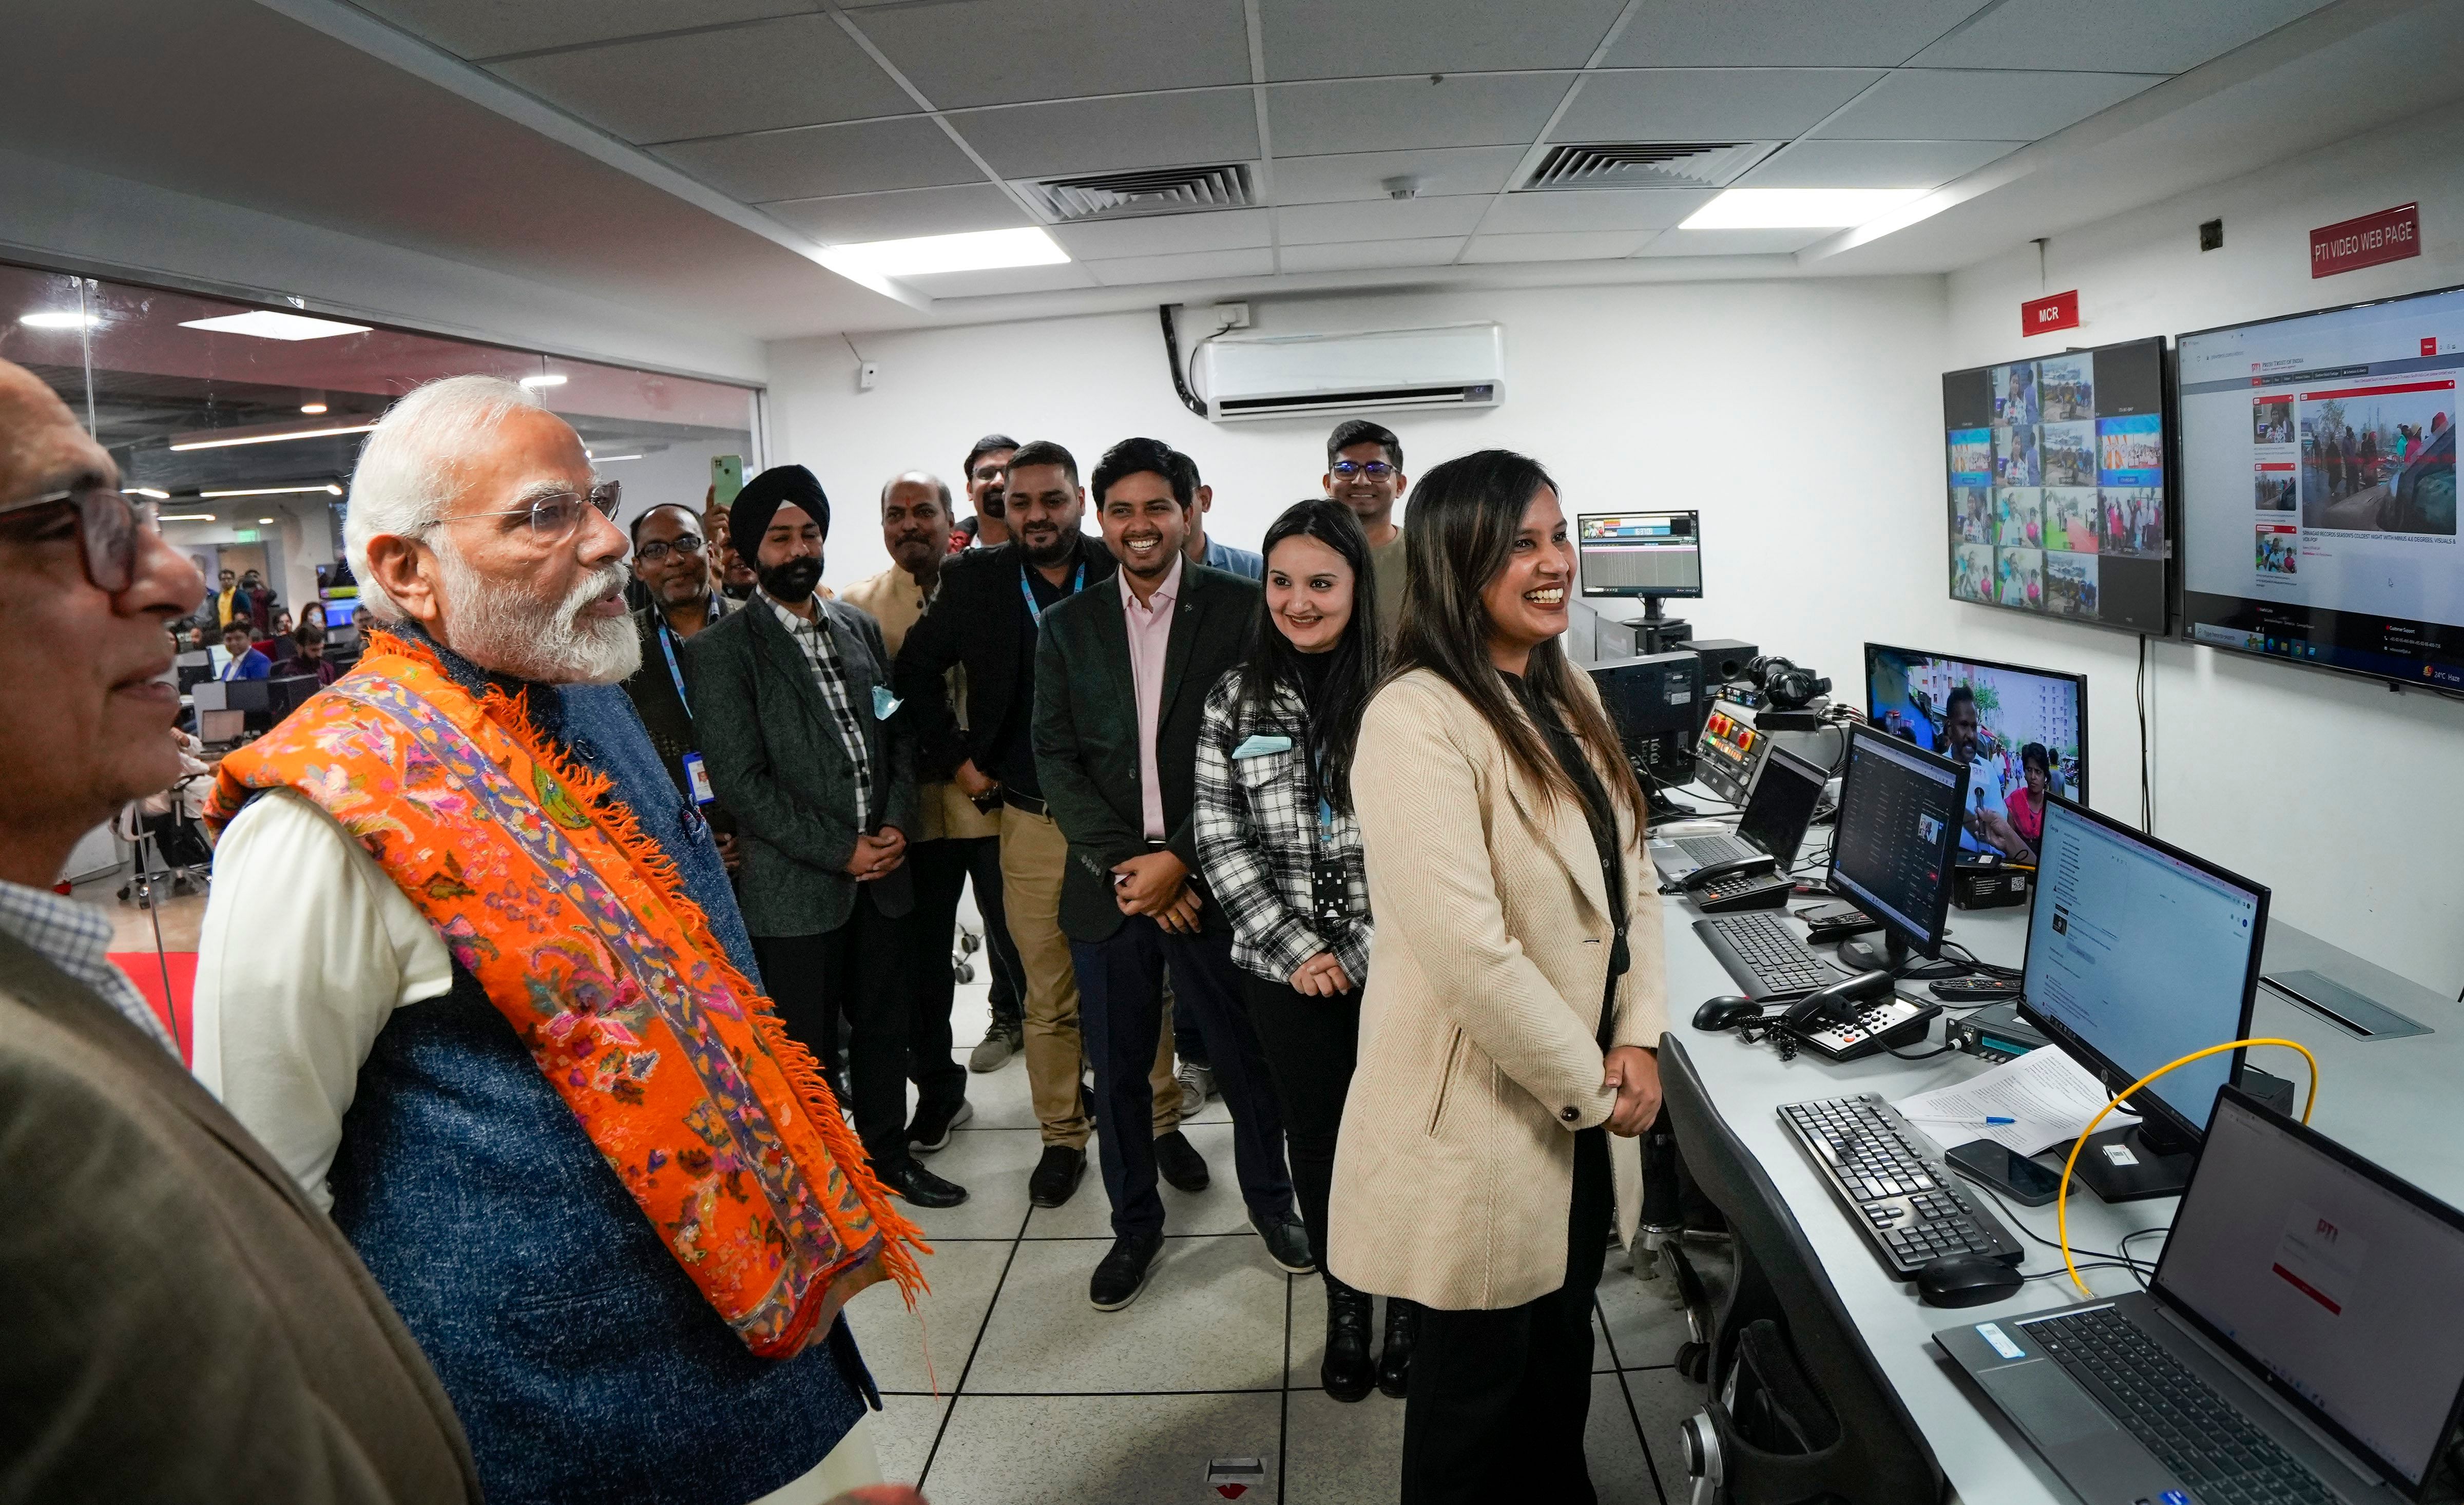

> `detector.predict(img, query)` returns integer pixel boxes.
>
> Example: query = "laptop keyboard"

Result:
[2024,1307,2339,1505]
[1677,832,1757,865]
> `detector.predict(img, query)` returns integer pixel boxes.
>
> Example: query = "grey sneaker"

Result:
[1174,1059,1216,1118]
[969,1019,1023,1073]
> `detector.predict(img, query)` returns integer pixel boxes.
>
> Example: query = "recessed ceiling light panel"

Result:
[519,374,568,389]
[1680,188,1927,229]
[179,310,372,341]
[17,311,94,330]
[819,227,1069,281]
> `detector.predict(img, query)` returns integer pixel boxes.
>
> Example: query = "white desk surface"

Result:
[1661,869,2464,1505]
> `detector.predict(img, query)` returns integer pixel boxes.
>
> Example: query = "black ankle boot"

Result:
[1377,1296,1420,1399]
[1321,1279,1375,1402]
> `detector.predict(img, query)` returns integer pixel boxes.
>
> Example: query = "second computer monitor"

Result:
[1828,723,1970,971]
[1864,643,2086,863]
[1577,511,1702,599]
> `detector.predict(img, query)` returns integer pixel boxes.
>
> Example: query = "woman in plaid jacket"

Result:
[1192,497,1407,1405]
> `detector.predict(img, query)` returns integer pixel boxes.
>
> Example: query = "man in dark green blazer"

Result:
[1034,437,1307,1313]
[685,465,967,1210]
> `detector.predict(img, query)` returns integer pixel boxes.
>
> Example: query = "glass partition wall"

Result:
[0,259,761,1061]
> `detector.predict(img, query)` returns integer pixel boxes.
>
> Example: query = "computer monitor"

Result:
[1576,512,1702,599]
[266,674,321,724]
[1827,724,1969,973]
[198,708,247,744]
[1863,643,2086,862]
[2018,794,2268,1202]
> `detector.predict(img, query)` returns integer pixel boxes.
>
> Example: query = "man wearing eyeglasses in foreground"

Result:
[0,356,480,1502]
[623,501,740,873]
[194,377,926,1505]
[1323,418,1409,643]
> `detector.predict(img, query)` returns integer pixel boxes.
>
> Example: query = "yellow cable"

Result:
[2056,1037,2319,1294]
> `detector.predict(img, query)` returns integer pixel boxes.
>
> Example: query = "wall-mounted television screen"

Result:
[2177,282,2464,690]
[1941,335,2170,634]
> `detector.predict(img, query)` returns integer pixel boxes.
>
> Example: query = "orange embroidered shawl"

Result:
[205,637,925,1356]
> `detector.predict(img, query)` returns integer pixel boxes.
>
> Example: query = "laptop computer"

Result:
[1938,1089,2464,1505]
[1651,743,1827,883]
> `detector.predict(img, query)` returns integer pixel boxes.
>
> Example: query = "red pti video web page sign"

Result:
[2311,202,2419,278]
[2021,288,2079,337]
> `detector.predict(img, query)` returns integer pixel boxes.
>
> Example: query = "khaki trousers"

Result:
[998,803,1177,1148]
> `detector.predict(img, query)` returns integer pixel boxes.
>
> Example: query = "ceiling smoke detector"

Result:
[1016,163,1255,223]
[1520,142,1780,191]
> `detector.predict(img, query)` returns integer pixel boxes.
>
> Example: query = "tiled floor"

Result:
[853,980,1716,1505]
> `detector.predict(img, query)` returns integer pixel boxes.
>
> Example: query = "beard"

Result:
[1022,524,1073,569]
[758,555,823,602]
[435,538,641,685]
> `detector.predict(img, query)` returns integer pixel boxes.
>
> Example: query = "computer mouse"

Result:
[1916,1253,2027,1309]
[1692,996,1765,1031]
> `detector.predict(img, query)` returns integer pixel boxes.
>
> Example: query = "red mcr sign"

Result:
[2312,202,2419,278]
[2022,289,2080,337]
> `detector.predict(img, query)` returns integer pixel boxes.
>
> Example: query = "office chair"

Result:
[1658,1034,1946,1505]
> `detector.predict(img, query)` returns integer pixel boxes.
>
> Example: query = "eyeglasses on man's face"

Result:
[437,479,621,543]
[0,479,158,593]
[634,533,706,565]
[1329,459,1396,480]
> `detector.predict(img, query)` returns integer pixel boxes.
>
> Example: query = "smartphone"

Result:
[711,455,746,509]
[1946,1139,2065,1207]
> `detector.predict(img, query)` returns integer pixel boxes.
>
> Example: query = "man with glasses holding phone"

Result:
[0,356,484,1501]
[623,501,739,874]
[195,378,923,1505]
[1323,419,1409,643]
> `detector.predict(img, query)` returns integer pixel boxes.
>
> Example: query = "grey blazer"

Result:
[686,594,919,937]
[0,930,480,1504]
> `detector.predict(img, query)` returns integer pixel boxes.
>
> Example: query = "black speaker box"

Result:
[1691,639,1759,692]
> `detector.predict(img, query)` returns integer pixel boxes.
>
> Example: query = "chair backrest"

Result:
[1659,1033,1945,1505]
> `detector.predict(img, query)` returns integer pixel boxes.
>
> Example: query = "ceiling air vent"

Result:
[1520,142,1778,191]
[1017,163,1255,223]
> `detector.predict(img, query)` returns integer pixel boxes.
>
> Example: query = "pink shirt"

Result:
[1119,553,1183,841]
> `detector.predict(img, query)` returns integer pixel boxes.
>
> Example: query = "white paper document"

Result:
[1893,1047,2125,1155]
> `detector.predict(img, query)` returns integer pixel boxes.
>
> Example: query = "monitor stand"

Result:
[2071,1121,2196,1203]
[1835,929,1914,977]
[1637,597,1691,656]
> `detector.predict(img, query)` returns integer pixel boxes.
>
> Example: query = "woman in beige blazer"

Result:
[1329,449,1667,1505]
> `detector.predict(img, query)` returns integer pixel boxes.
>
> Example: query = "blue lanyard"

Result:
[1019,562,1084,625]
[659,625,692,718]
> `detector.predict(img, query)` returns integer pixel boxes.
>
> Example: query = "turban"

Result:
[730,464,831,552]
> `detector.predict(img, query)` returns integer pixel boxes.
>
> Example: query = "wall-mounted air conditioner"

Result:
[1194,322,1505,422]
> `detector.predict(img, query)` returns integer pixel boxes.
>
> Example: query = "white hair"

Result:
[344,375,545,621]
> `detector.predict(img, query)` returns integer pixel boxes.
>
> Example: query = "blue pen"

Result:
[1909,1114,2017,1126]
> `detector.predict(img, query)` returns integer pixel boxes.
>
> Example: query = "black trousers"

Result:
[908,837,1014,1081]
[1240,970,1361,1275]
[1401,1126,1612,1505]
[754,887,958,1176]
[959,835,1026,1031]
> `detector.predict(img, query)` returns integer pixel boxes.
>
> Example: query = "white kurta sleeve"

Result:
[191,788,454,1211]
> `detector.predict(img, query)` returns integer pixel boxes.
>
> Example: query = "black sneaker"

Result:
[880,1160,968,1209]
[1028,1144,1086,1208]
[1152,1129,1211,1193]
[1252,1210,1315,1274]
[1089,1230,1165,1311]
[907,1098,973,1154]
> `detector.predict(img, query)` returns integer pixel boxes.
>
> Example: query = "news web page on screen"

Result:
[2179,286,2464,687]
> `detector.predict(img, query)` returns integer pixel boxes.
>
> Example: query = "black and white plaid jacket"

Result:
[1192,666,1373,987]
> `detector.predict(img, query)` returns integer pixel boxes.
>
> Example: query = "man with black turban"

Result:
[685,464,971,1209]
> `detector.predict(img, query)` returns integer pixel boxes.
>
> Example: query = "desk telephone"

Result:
[1679,855,1794,913]
[1780,970,1940,1062]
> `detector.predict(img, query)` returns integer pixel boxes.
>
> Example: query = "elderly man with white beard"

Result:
[191,376,929,1505]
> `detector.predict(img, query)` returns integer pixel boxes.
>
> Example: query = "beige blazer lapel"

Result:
[1499,747,1614,927]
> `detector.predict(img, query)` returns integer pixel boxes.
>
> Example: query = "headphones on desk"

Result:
[1747,655,1832,711]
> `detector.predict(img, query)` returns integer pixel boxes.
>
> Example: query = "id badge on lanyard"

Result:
[681,751,716,806]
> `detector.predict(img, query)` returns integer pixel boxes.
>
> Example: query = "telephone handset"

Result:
[1781,969,1896,1031]
[1680,853,1778,893]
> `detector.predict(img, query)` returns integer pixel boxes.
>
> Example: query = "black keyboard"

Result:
[1677,832,1758,865]
[1697,911,1832,999]
[2024,1306,2338,1505]
[1779,1094,2024,1279]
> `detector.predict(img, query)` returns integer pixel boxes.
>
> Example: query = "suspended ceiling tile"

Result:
[1604,0,1990,68]
[850,0,1250,109]
[1459,229,1654,262]
[1810,68,2162,140]
[491,15,914,144]
[1258,0,1625,79]
[1909,0,2334,73]
[1733,137,2022,188]
[1268,145,1527,204]
[897,261,1100,299]
[759,183,1030,243]
[949,90,1260,179]
[1266,74,1574,157]
[1052,208,1275,260]
[1480,188,1715,233]
[1635,226,1829,256]
[354,0,811,62]
[1085,247,1278,286]
[1277,237,1467,272]
[654,116,983,201]
[1275,195,1492,245]
[1553,69,1883,142]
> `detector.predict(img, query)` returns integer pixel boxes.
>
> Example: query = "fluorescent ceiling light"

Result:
[1680,189,1928,229]
[170,421,377,452]
[591,453,642,462]
[819,226,1068,281]
[259,517,277,524]
[122,487,170,499]
[300,402,329,414]
[17,311,93,330]
[160,513,217,523]
[519,374,568,389]
[179,310,372,341]
[200,484,344,497]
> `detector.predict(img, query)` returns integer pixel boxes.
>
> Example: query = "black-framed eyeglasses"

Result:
[634,533,706,565]
[0,479,157,593]
[436,479,621,543]
[1330,459,1395,480]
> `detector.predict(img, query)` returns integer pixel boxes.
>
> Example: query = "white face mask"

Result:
[433,535,641,686]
